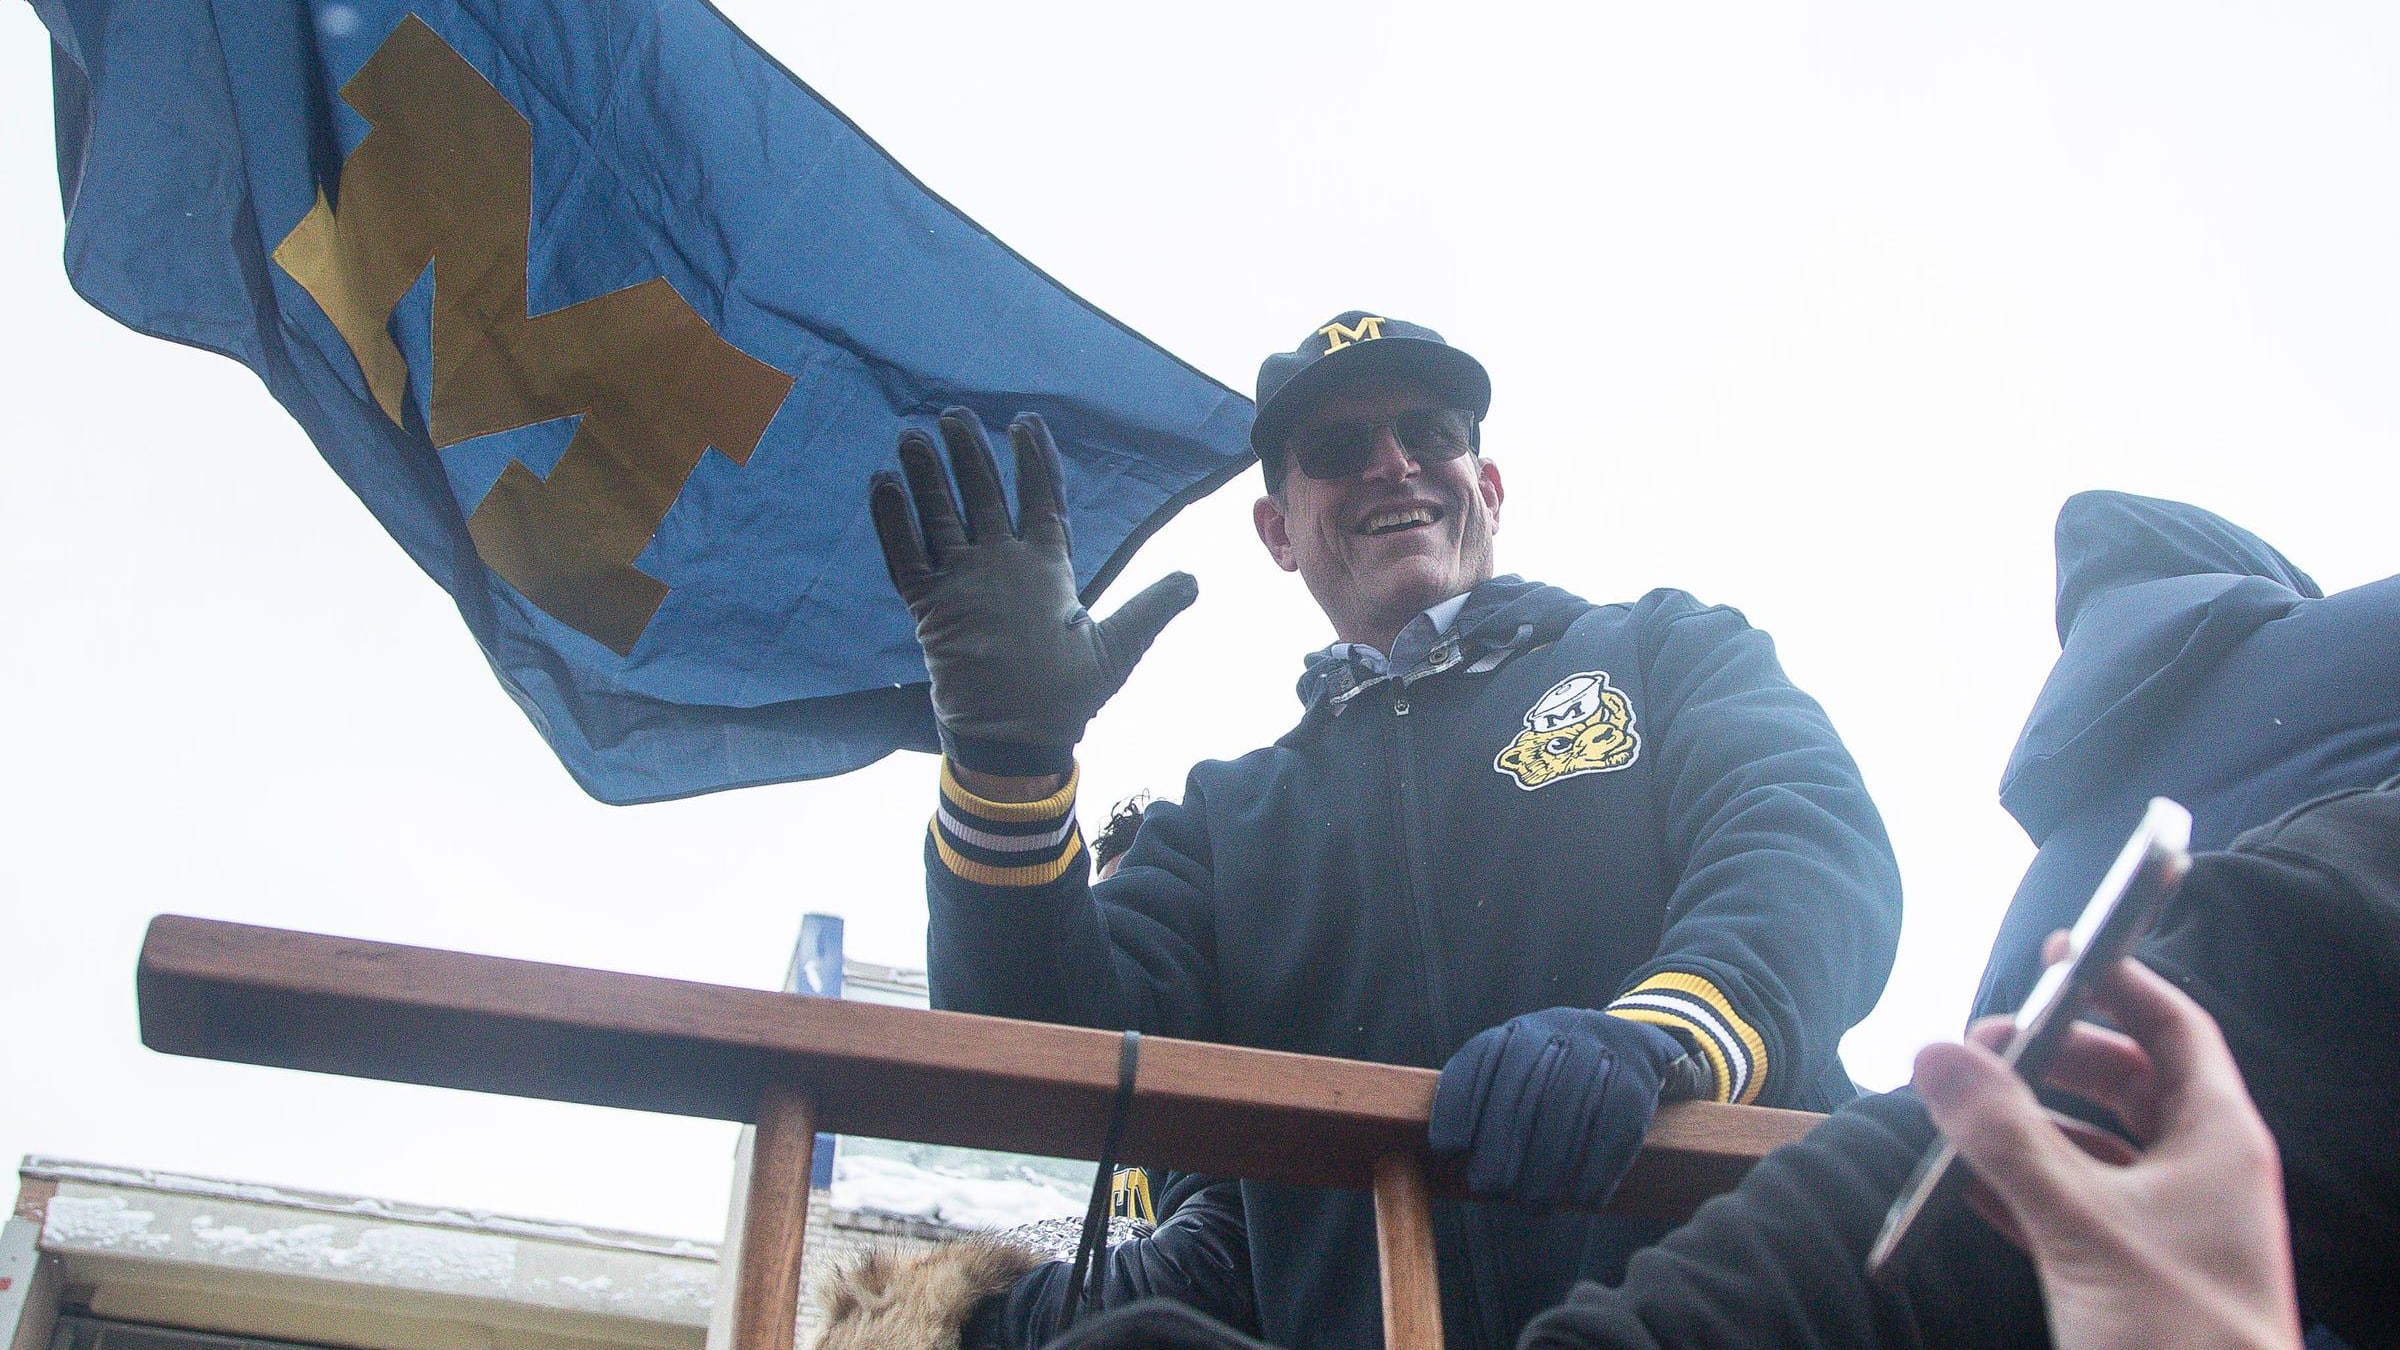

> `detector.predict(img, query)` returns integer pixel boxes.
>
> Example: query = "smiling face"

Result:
[1252,380,1505,652]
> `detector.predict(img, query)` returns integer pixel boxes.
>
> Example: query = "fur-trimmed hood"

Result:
[813,1238,1046,1350]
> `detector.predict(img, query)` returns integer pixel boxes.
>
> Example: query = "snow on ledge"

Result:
[829,1154,1082,1231]
[23,1157,715,1260]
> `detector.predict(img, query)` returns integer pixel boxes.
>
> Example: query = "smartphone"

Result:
[1865,796,2194,1285]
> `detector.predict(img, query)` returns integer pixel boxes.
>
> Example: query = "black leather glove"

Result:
[870,408,1197,775]
[1430,1008,1699,1210]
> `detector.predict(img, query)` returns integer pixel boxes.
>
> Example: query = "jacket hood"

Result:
[1449,573,1595,647]
[2052,490,2318,645]
[2001,491,2320,841]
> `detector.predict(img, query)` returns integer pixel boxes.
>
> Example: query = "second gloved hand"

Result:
[870,408,1198,776]
[1430,1008,1693,1210]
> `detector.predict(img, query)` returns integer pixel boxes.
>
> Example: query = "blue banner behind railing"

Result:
[34,0,1253,802]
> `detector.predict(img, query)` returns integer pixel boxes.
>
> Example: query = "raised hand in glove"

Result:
[1430,1008,1703,1210]
[870,408,1198,777]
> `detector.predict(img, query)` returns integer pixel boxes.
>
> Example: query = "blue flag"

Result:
[35,0,1254,803]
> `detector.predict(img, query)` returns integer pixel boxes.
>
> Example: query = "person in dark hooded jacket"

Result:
[1974,490,2400,1019]
[870,312,1901,1349]
[1512,775,2400,1350]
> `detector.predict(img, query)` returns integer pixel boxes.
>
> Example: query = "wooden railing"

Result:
[136,915,1822,1350]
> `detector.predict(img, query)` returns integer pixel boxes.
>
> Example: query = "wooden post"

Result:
[732,1083,817,1350]
[1373,1153,1444,1350]
[710,918,842,1350]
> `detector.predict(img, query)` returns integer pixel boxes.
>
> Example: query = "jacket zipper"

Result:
[1389,680,1504,1348]
[1388,682,1450,1049]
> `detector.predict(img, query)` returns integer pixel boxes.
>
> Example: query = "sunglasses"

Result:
[1282,407,1478,482]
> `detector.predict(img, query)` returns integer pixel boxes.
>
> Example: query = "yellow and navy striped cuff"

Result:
[930,761,1085,888]
[1609,972,1771,1105]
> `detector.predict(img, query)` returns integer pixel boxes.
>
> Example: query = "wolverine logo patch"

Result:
[1495,671,1640,790]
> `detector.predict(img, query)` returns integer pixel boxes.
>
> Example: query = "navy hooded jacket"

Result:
[1522,776,2400,1350]
[1974,490,2400,1018]
[923,576,1900,1350]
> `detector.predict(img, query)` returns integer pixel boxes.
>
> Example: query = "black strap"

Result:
[1062,1028,1141,1326]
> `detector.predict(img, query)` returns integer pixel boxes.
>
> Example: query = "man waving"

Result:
[871,312,1901,1349]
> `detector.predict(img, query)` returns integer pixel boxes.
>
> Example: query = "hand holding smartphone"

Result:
[1865,797,2195,1284]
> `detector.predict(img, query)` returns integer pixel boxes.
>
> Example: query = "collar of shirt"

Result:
[1294,576,1546,713]
[1315,590,1475,679]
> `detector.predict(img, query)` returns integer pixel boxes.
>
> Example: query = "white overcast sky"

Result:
[5,3,2399,1243]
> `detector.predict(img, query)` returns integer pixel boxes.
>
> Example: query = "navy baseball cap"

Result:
[1251,311,1492,479]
